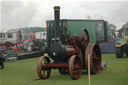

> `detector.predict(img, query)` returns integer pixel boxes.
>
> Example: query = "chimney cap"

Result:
[54,6,60,10]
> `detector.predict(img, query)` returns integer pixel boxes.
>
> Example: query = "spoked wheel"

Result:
[79,29,90,50]
[37,56,51,79]
[69,55,82,80]
[85,44,101,74]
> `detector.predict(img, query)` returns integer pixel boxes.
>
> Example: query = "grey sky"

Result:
[0,0,128,30]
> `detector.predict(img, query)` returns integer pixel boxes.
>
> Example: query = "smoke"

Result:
[0,0,128,30]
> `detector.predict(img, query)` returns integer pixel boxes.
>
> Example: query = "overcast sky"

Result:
[0,0,128,30]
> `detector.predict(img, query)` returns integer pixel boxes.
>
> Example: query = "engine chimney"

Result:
[54,6,60,37]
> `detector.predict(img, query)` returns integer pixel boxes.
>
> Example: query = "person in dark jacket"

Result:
[0,49,4,69]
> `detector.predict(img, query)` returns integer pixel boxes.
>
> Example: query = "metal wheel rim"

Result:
[37,56,51,79]
[85,44,101,74]
[69,55,82,80]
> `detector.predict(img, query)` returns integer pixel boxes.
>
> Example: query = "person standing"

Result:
[0,49,4,69]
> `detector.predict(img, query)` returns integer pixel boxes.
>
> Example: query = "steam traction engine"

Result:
[37,6,101,80]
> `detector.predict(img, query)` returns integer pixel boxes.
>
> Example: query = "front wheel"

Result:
[69,55,82,80]
[37,56,51,79]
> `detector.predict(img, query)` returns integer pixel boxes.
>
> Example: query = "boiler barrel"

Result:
[66,45,78,57]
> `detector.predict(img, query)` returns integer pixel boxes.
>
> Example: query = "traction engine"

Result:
[37,6,101,80]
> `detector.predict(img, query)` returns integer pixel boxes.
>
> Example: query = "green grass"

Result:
[0,54,128,85]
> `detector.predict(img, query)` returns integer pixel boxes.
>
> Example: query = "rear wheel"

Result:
[116,47,124,58]
[85,44,101,74]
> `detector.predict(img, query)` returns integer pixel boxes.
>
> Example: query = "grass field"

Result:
[0,54,128,85]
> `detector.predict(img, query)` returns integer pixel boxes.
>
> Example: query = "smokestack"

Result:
[54,6,60,37]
